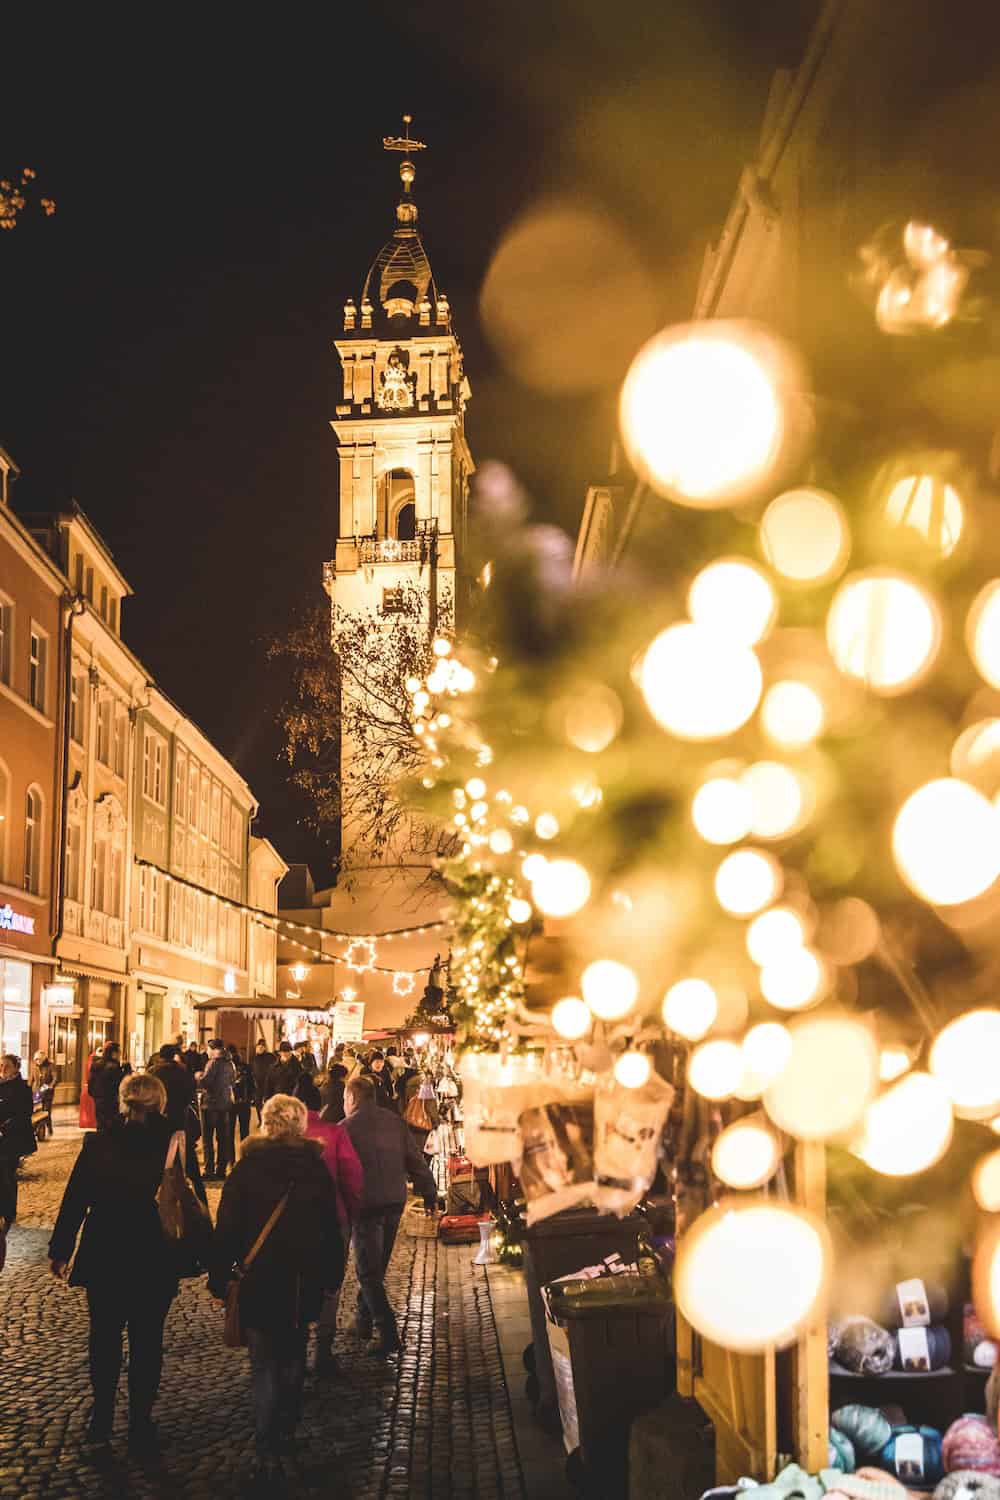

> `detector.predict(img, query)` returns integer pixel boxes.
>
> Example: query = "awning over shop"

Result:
[195,996,334,1021]
[56,960,128,983]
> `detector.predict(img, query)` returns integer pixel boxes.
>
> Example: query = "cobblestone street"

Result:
[0,1120,545,1499]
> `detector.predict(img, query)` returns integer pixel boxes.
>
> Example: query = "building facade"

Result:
[129,687,258,1062]
[0,451,67,1060]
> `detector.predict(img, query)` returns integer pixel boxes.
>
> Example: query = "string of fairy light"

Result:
[133,856,449,992]
[395,213,1000,1353]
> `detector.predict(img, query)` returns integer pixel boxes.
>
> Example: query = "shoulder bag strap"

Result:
[241,1182,293,1273]
[164,1130,185,1173]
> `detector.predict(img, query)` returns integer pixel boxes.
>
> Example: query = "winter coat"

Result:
[363,1065,396,1110]
[250,1049,275,1099]
[88,1057,127,1120]
[296,1050,318,1077]
[230,1057,254,1106]
[342,1100,438,1212]
[264,1056,301,1100]
[199,1054,236,1110]
[48,1114,177,1294]
[148,1058,197,1135]
[208,1136,344,1331]
[0,1075,36,1160]
[320,1075,346,1124]
[183,1048,206,1076]
[304,1110,363,1226]
[30,1060,56,1091]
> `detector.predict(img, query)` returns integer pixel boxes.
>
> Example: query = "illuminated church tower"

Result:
[324,117,474,876]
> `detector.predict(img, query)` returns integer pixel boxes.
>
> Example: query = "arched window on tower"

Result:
[395,502,416,541]
[375,468,416,541]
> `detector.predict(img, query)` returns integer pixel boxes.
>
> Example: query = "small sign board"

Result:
[332,1000,365,1045]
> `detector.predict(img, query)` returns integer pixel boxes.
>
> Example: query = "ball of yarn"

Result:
[966,1306,999,1371]
[943,1417,1000,1476]
[837,1317,897,1376]
[894,1325,952,1371]
[880,1281,949,1330]
[976,1344,999,1371]
[830,1430,857,1473]
[934,1473,1000,1500]
[833,1406,893,1460]
[879,1425,945,1486]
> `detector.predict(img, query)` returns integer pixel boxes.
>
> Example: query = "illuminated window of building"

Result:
[0,596,12,686]
[24,786,42,893]
[96,696,112,766]
[70,670,86,744]
[113,706,128,779]
[65,819,82,902]
[29,626,47,713]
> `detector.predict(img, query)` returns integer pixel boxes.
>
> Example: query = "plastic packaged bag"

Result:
[518,1095,596,1224]
[459,1051,556,1166]
[593,1069,674,1218]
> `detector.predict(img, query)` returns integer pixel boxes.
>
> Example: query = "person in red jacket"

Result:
[294,1073,362,1376]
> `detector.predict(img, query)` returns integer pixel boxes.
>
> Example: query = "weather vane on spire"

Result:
[382,113,426,195]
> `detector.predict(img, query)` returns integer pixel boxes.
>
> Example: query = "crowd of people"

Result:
[0,1032,455,1492]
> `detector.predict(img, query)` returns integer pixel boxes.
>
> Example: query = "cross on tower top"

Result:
[382,114,427,195]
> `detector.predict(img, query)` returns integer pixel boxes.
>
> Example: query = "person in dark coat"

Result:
[198,1040,236,1179]
[49,1072,177,1456]
[88,1042,128,1132]
[250,1039,275,1123]
[320,1062,348,1124]
[227,1045,254,1158]
[264,1041,301,1101]
[362,1052,395,1110]
[294,1041,318,1077]
[30,1051,57,1139]
[209,1093,344,1490]
[148,1044,206,1204]
[0,1054,36,1225]
[183,1041,206,1077]
[342,1075,438,1354]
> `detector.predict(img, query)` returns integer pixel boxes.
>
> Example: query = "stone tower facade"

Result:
[324,120,474,872]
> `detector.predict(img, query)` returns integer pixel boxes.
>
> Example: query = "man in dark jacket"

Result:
[342,1074,438,1354]
[148,1044,206,1204]
[264,1041,301,1101]
[88,1042,128,1132]
[0,1054,36,1225]
[209,1093,343,1488]
[183,1041,206,1077]
[198,1040,236,1179]
[362,1052,396,1110]
[250,1039,275,1123]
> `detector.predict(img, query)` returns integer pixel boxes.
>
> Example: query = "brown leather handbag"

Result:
[223,1187,291,1348]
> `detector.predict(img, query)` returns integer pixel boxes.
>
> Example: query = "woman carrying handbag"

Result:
[209,1092,344,1494]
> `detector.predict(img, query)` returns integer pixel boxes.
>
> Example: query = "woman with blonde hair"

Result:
[49,1070,178,1459]
[210,1092,344,1492]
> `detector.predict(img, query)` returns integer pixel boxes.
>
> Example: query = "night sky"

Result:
[0,2,815,880]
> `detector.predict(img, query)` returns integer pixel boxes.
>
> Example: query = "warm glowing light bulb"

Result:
[534,812,560,840]
[968,582,1000,691]
[551,996,592,1040]
[662,978,718,1041]
[561,686,623,753]
[973,1151,1000,1213]
[531,859,592,918]
[433,637,452,657]
[952,719,1000,785]
[827,571,940,694]
[405,675,422,694]
[614,1051,652,1089]
[761,680,825,750]
[465,777,487,799]
[738,1023,792,1098]
[489,829,514,855]
[893,779,1000,906]
[521,853,548,882]
[581,960,640,1020]
[641,624,762,740]
[692,778,753,845]
[760,488,849,585]
[878,1047,912,1083]
[470,800,488,822]
[675,1201,829,1353]
[929,1010,1000,1119]
[746,906,807,967]
[291,962,309,984]
[688,1039,744,1100]
[715,849,782,917]
[765,1015,878,1140]
[885,475,963,557]
[712,1120,782,1190]
[759,946,829,1012]
[854,1071,953,1176]
[741,761,809,840]
[687,559,777,646]
[973,1222,1000,1338]
[619,322,786,507]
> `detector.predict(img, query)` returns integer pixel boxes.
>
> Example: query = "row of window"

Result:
[72,552,119,632]
[0,596,49,714]
[140,729,245,866]
[69,672,129,776]
[0,765,45,895]
[136,866,244,965]
[64,818,124,918]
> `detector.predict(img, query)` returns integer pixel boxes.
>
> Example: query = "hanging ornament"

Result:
[344,937,377,973]
[392,971,416,997]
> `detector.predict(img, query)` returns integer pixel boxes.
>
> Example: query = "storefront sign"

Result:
[43,984,76,1009]
[332,1000,365,1045]
[0,904,35,936]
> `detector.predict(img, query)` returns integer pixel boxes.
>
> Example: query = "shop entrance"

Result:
[135,988,165,1065]
[0,958,31,1062]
